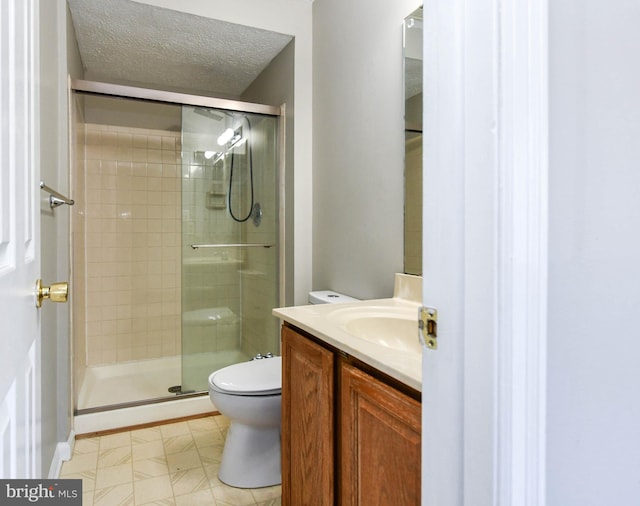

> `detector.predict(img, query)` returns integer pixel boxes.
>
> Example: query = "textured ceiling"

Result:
[67,0,294,97]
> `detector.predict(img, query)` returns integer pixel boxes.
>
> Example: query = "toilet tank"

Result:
[308,290,359,305]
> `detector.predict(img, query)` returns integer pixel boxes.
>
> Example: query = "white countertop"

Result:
[273,297,423,392]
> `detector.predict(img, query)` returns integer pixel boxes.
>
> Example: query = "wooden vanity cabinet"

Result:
[281,324,421,506]
[281,325,336,506]
[339,361,421,505]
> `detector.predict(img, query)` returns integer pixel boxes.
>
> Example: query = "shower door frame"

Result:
[72,79,281,116]
[70,79,286,413]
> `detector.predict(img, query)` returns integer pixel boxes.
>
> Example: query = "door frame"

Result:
[495,0,548,503]
[421,0,549,504]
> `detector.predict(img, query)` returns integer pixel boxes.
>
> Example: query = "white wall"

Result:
[135,0,312,304]
[242,41,296,306]
[312,0,421,299]
[547,0,640,503]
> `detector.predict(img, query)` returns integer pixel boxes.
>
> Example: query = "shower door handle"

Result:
[35,279,69,308]
[190,243,274,250]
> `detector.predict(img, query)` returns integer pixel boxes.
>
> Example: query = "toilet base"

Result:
[218,422,281,488]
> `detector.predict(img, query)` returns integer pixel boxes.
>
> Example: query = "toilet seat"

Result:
[209,356,282,396]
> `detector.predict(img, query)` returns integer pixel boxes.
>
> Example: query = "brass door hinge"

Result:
[419,306,438,350]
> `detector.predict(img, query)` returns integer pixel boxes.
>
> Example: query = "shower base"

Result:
[74,349,250,434]
[77,356,180,411]
[76,349,249,411]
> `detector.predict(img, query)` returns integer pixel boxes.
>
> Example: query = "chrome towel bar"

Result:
[40,181,74,209]
[190,243,274,250]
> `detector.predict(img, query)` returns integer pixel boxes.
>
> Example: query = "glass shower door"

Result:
[180,106,279,393]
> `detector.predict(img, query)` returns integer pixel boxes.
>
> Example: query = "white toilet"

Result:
[208,356,282,488]
[208,291,357,489]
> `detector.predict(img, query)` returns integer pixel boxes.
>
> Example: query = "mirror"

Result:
[404,7,423,276]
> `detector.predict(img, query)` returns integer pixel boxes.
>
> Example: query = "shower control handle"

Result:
[35,279,69,308]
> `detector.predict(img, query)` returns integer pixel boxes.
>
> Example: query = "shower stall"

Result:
[70,81,282,418]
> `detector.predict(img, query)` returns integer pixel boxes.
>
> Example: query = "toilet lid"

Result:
[209,356,282,396]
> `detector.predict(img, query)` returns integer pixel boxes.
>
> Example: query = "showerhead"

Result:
[193,107,224,121]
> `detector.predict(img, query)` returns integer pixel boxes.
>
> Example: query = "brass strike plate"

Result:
[419,306,438,350]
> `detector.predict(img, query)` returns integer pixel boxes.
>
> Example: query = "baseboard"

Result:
[47,429,76,478]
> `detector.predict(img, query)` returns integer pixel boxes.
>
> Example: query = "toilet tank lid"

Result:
[209,356,282,395]
[308,290,359,304]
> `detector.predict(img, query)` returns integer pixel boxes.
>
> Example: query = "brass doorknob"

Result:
[35,279,69,308]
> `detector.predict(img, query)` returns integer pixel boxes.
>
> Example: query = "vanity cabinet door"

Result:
[339,360,421,506]
[281,326,335,506]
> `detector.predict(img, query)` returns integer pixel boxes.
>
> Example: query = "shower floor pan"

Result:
[76,349,250,411]
[77,356,181,411]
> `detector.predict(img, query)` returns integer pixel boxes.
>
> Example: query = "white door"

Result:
[0,0,42,478]
[420,0,468,502]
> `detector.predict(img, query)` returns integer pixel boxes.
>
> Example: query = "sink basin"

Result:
[327,305,421,353]
[345,316,420,353]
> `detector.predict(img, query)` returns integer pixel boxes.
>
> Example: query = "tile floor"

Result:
[60,415,281,506]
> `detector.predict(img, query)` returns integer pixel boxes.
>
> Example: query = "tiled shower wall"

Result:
[80,124,182,366]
